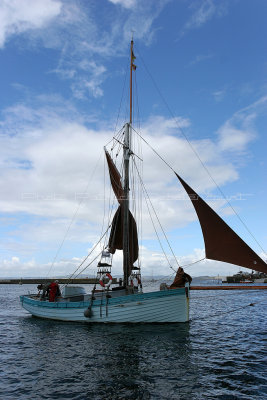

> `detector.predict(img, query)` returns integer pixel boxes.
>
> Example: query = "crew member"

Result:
[48,280,61,302]
[170,267,192,288]
[37,283,50,299]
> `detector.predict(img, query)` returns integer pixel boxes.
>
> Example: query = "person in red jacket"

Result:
[48,280,60,302]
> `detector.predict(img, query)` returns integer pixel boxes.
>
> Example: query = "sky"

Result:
[0,0,266,278]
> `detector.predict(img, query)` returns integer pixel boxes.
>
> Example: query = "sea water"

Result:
[0,283,266,399]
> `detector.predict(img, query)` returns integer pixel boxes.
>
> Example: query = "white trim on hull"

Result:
[20,287,190,323]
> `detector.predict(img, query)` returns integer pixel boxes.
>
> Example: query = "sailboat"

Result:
[20,40,267,323]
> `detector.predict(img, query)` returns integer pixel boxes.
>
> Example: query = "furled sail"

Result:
[176,173,267,273]
[108,205,139,269]
[105,150,139,274]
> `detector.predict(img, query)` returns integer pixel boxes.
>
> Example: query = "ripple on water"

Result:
[0,285,266,400]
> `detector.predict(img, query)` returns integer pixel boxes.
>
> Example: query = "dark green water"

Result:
[0,284,266,399]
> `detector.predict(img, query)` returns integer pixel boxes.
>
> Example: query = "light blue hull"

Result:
[20,288,189,323]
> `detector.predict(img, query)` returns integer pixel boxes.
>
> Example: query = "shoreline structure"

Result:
[1,278,266,290]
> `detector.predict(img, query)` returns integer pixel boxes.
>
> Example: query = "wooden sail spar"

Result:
[176,173,267,273]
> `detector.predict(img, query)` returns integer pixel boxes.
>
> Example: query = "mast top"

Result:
[130,38,136,124]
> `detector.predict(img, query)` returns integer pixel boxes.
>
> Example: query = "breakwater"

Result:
[0,278,117,285]
[1,279,266,290]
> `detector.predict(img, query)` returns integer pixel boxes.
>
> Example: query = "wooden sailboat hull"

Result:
[20,287,189,323]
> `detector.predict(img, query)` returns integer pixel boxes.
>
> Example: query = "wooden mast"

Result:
[130,38,133,124]
[123,39,134,287]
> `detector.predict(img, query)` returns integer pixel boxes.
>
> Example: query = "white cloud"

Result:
[108,0,137,9]
[218,121,255,152]
[143,115,191,134]
[0,1,170,99]
[179,0,227,38]
[0,246,245,278]
[0,100,243,223]
[217,96,267,152]
[69,61,107,99]
[189,53,214,66]
[1,95,264,277]
[1,255,88,278]
[27,0,168,98]
[0,0,62,48]
[187,0,216,29]
[213,89,227,102]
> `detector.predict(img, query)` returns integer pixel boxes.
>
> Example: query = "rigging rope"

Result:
[98,153,106,244]
[132,126,267,260]
[112,57,129,135]
[142,271,176,288]
[179,257,206,269]
[191,299,266,322]
[46,151,103,280]
[136,49,267,258]
[132,158,178,273]
[72,250,103,280]
[61,226,111,288]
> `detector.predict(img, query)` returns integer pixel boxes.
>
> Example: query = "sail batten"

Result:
[176,173,267,273]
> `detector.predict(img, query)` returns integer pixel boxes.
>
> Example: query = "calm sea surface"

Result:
[0,283,266,400]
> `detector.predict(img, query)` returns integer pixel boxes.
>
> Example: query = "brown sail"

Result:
[108,205,139,270]
[105,150,139,274]
[176,173,267,273]
[105,150,124,204]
